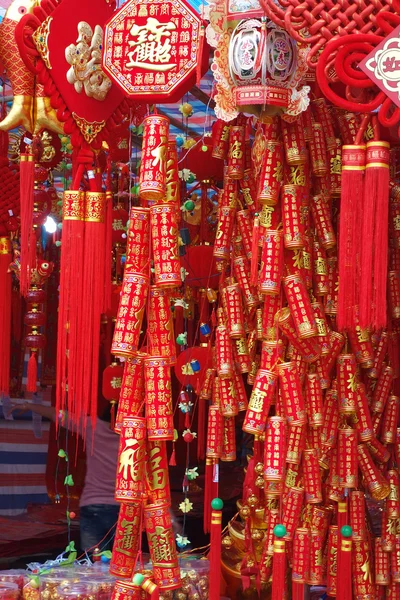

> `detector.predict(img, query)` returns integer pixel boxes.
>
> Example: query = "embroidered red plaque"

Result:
[103,0,208,102]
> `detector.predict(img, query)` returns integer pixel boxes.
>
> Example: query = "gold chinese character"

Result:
[126,18,177,72]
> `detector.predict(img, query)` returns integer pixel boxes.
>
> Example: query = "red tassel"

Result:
[291,583,304,600]
[110,401,116,431]
[56,189,85,428]
[197,397,206,461]
[169,445,176,466]
[196,25,205,86]
[336,528,353,600]
[27,351,37,393]
[204,457,213,533]
[337,144,365,331]
[208,499,223,600]
[271,528,287,600]
[79,188,107,432]
[19,154,35,297]
[359,139,390,329]
[103,190,113,313]
[0,239,11,394]
[250,214,260,287]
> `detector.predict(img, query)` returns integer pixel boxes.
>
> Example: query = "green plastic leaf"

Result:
[64,551,77,565]
[58,449,68,460]
[65,541,76,553]
[101,550,112,559]
[64,474,74,486]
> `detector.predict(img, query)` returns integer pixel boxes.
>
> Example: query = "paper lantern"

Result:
[102,363,124,401]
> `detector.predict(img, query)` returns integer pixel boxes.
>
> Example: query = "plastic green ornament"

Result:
[211,498,224,510]
[132,573,144,586]
[184,200,195,211]
[341,525,352,538]
[273,524,287,538]
[176,333,186,345]
[201,145,208,152]
[187,174,195,184]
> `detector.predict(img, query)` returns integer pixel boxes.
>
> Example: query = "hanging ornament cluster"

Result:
[109,113,183,596]
[199,97,400,599]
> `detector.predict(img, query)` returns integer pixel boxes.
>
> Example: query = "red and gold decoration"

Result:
[2,0,400,596]
[103,0,209,103]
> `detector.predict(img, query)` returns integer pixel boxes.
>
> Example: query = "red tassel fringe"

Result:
[0,245,11,394]
[338,163,365,330]
[336,537,353,600]
[56,191,85,427]
[359,148,390,329]
[197,397,206,461]
[103,190,113,314]
[291,583,304,600]
[169,446,176,466]
[19,155,35,297]
[79,190,106,432]
[208,506,222,600]
[204,458,213,533]
[271,538,287,600]
[27,351,37,393]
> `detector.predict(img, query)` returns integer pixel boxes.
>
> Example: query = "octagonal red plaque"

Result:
[103,0,208,103]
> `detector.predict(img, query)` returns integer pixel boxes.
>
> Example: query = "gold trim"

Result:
[20,154,34,162]
[366,141,390,148]
[33,17,53,70]
[366,163,389,169]
[85,191,106,223]
[342,166,365,171]
[72,112,106,144]
[342,145,366,150]
[341,540,352,551]
[63,190,85,221]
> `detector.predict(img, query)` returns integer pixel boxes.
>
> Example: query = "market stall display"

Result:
[0,0,400,598]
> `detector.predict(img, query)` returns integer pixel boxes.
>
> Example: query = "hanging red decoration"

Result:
[103,0,209,104]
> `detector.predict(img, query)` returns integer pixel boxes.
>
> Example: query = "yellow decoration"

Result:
[179,102,193,117]
[179,498,193,513]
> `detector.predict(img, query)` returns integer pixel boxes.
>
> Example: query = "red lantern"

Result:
[112,206,129,245]
[102,362,124,401]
